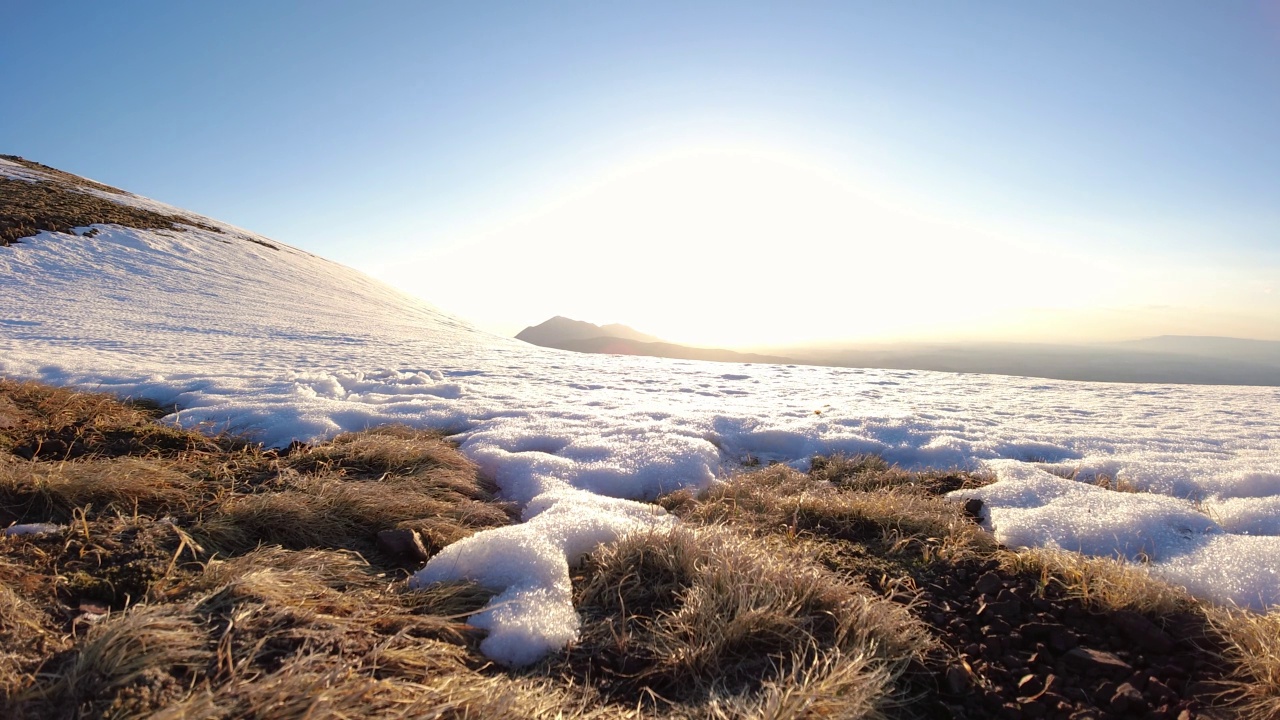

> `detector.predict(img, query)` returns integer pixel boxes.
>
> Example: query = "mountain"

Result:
[784,339,1280,386]
[515,316,663,346]
[1106,335,1280,366]
[516,316,792,364]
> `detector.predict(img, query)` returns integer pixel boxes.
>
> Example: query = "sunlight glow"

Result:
[382,147,1268,347]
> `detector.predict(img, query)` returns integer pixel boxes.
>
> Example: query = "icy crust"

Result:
[408,485,674,665]
[2,215,1280,663]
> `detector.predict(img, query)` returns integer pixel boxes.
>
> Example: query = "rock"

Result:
[1110,682,1147,715]
[974,570,1002,594]
[945,664,972,694]
[982,618,1013,636]
[1020,699,1048,718]
[1049,626,1079,652]
[78,599,110,615]
[982,599,1022,619]
[1112,610,1176,654]
[376,528,430,563]
[1023,621,1059,640]
[1066,647,1133,677]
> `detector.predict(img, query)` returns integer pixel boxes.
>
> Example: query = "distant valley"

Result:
[517,317,1280,386]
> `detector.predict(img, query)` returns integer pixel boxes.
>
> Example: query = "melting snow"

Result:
[2,185,1279,665]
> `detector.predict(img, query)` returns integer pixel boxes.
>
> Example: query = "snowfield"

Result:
[3,156,1279,664]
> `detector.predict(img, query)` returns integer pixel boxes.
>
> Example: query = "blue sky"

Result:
[5,2,1279,344]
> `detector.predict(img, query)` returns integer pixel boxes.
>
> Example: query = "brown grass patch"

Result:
[997,547,1195,615]
[561,525,933,717]
[1210,607,1280,720]
[0,170,224,246]
[808,453,991,495]
[666,464,995,565]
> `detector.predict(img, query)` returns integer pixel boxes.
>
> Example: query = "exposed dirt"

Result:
[0,155,282,249]
[904,557,1228,720]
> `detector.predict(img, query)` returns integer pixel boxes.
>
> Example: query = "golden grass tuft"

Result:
[1209,607,1280,720]
[28,606,212,718]
[808,453,991,495]
[0,457,199,523]
[285,425,478,480]
[670,464,995,563]
[196,470,512,556]
[561,525,934,717]
[997,547,1194,615]
[0,558,64,698]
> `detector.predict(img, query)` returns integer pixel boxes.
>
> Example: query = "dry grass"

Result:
[1210,607,1280,720]
[808,453,991,495]
[997,546,1195,615]
[666,464,996,565]
[1,379,1276,718]
[562,525,934,718]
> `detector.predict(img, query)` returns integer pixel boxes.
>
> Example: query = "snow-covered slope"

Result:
[3,156,1279,664]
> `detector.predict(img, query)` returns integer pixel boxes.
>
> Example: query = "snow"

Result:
[408,485,673,665]
[0,157,49,183]
[2,180,1280,665]
[3,523,64,537]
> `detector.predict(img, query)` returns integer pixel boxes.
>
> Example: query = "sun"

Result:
[396,147,1091,347]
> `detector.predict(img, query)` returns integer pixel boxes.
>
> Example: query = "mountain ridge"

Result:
[515,316,792,365]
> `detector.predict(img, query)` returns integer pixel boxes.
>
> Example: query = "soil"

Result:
[900,554,1229,719]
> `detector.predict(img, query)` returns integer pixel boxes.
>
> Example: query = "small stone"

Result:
[1150,681,1177,703]
[982,618,1013,636]
[1065,647,1131,677]
[1113,610,1176,654]
[983,599,1022,618]
[975,570,1002,594]
[1110,682,1147,715]
[376,528,430,563]
[1049,627,1079,652]
[1095,680,1118,704]
[1020,699,1047,718]
[945,664,971,694]
[1023,622,1058,640]
[78,600,109,615]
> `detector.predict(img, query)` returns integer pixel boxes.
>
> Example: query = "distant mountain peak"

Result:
[516,316,663,346]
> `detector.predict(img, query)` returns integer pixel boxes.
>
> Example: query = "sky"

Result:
[4,1,1279,347]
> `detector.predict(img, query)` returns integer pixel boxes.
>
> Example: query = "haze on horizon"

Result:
[5,2,1279,348]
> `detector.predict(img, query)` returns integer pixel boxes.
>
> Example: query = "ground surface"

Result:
[2,380,1274,719]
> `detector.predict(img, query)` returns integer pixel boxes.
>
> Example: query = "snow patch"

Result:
[408,484,673,666]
